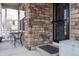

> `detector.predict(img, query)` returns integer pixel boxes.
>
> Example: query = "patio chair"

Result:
[14,32,23,47]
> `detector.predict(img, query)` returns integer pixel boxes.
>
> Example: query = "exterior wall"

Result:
[24,3,53,50]
[20,3,79,50]
[70,3,79,39]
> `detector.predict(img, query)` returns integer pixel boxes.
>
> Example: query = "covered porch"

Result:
[0,3,78,56]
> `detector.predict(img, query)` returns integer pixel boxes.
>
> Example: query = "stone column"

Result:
[0,3,2,37]
[24,3,53,50]
[4,8,7,40]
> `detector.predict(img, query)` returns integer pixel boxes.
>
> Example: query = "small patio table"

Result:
[9,32,23,47]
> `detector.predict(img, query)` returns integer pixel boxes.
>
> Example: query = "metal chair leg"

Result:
[20,39,23,46]
[14,38,16,47]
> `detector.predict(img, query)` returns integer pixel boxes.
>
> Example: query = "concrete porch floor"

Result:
[0,40,42,56]
[0,40,59,56]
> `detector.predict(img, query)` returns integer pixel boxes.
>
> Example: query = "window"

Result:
[19,5,25,31]
[20,18,24,30]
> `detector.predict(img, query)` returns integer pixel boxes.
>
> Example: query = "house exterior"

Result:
[0,3,79,50]
[17,3,79,50]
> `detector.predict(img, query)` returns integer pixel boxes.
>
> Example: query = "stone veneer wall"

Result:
[70,3,79,39]
[23,3,53,50]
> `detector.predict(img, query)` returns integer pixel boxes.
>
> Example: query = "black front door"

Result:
[53,3,70,43]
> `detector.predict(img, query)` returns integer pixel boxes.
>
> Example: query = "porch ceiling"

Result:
[2,3,18,9]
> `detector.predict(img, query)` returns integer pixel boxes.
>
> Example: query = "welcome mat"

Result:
[39,45,59,54]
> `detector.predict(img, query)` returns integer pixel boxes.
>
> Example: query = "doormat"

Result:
[39,45,59,54]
